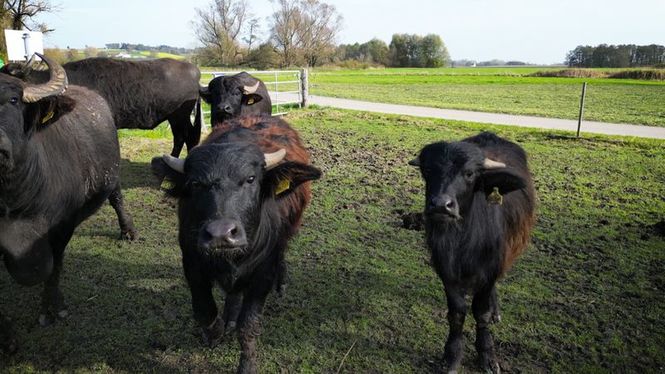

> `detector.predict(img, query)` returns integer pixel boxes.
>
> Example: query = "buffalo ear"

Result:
[479,167,527,195]
[262,161,321,199]
[25,95,76,131]
[151,156,187,197]
[199,86,212,104]
[243,93,263,106]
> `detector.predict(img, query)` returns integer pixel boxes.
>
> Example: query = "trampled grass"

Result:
[1,108,663,373]
[310,68,665,126]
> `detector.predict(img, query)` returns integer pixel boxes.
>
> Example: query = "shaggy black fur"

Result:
[411,131,536,373]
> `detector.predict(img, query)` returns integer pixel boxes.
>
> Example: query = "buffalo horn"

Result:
[408,157,420,167]
[264,149,286,169]
[162,154,185,173]
[483,158,506,169]
[199,84,209,95]
[243,81,260,95]
[22,53,68,103]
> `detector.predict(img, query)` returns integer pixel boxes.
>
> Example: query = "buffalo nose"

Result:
[204,220,247,247]
[223,105,233,114]
[431,194,459,216]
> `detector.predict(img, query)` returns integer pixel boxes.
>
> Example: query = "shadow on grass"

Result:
[0,244,442,372]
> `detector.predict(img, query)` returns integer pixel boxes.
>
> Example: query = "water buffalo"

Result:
[2,57,202,157]
[199,72,272,128]
[152,115,320,373]
[0,54,135,354]
[409,132,536,373]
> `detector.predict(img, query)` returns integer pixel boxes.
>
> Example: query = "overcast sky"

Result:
[39,0,665,64]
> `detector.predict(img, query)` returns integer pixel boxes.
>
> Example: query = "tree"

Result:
[418,34,449,67]
[243,17,260,52]
[192,0,250,65]
[246,42,279,69]
[4,0,57,32]
[270,0,342,67]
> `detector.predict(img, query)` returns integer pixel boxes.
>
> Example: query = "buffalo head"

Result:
[0,54,73,174]
[409,140,526,222]
[199,72,271,127]
[152,142,320,258]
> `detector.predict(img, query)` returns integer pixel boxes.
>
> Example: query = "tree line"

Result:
[193,0,450,68]
[566,44,665,68]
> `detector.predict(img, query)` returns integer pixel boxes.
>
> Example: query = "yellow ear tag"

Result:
[247,97,255,105]
[488,187,503,205]
[275,178,290,196]
[41,110,54,124]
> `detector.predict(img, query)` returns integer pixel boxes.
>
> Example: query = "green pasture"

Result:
[310,67,665,126]
[1,108,664,373]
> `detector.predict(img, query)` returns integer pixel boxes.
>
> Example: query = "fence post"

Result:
[300,68,309,108]
[577,82,587,138]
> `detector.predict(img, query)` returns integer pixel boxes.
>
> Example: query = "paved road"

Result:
[274,93,665,140]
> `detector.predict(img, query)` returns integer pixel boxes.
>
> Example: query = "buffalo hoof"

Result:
[0,316,18,355]
[38,309,68,327]
[478,350,500,374]
[225,320,237,335]
[120,228,138,241]
[201,317,224,348]
[443,338,464,374]
[491,312,502,324]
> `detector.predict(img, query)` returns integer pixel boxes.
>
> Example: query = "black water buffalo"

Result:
[152,115,320,373]
[0,54,136,354]
[3,57,202,157]
[199,72,272,128]
[409,132,536,373]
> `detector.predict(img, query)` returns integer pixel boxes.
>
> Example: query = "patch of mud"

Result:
[395,209,425,231]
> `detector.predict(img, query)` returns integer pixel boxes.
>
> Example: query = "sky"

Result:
[38,0,665,64]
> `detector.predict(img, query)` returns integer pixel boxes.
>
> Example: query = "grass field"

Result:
[1,108,664,373]
[310,67,665,127]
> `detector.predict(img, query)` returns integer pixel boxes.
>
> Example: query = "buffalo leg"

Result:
[108,187,137,241]
[168,118,186,158]
[236,284,271,374]
[0,311,17,354]
[490,285,501,324]
[472,286,500,374]
[443,283,467,373]
[222,292,242,334]
[39,229,73,326]
[184,261,223,347]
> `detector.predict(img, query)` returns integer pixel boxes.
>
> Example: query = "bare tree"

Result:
[298,0,342,66]
[243,17,260,52]
[4,0,58,32]
[270,0,302,67]
[270,0,342,67]
[192,0,249,65]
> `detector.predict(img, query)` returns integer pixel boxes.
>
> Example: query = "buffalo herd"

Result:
[0,54,535,374]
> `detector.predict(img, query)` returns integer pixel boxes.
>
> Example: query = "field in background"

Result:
[1,108,663,373]
[310,67,665,126]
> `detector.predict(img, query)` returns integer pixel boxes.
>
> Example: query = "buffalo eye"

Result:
[190,180,204,189]
[246,176,256,184]
[9,97,18,105]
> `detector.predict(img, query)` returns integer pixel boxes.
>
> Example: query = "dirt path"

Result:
[275,93,665,140]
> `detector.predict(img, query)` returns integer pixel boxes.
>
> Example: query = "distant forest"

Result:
[566,44,665,68]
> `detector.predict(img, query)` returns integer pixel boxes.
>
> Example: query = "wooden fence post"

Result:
[300,68,309,108]
[577,82,587,138]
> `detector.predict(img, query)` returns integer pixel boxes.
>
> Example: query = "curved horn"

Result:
[264,149,286,169]
[162,154,185,173]
[22,53,68,103]
[483,158,506,169]
[408,157,420,167]
[243,81,260,95]
[199,84,209,94]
